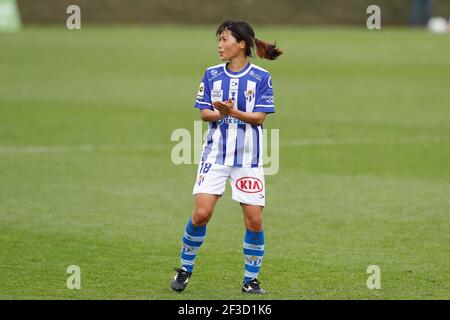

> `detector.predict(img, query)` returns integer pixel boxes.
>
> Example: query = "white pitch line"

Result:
[0,144,168,155]
[0,137,448,155]
[280,137,450,146]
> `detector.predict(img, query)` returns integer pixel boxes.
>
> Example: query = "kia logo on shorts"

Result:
[236,177,263,193]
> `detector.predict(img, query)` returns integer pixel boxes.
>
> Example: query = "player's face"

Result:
[217,29,245,61]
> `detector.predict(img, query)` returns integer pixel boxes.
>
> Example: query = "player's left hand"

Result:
[212,99,235,116]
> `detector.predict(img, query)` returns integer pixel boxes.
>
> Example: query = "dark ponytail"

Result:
[255,38,283,60]
[216,19,283,60]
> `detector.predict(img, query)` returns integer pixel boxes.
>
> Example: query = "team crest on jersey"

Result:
[245,89,255,102]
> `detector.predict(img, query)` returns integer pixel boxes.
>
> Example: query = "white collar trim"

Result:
[222,63,253,78]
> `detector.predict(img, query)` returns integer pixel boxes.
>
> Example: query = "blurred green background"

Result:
[1,1,450,300]
[16,0,450,25]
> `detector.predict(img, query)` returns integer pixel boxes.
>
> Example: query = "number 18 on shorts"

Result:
[193,161,266,207]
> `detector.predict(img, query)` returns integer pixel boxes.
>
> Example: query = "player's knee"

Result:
[192,207,213,226]
[246,217,263,232]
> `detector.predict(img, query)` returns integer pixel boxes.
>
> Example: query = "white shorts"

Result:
[192,161,265,207]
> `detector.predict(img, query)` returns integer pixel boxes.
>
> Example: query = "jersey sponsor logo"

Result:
[229,79,239,102]
[211,89,223,102]
[261,94,273,104]
[249,70,262,81]
[236,177,263,193]
[218,116,246,126]
[208,70,223,81]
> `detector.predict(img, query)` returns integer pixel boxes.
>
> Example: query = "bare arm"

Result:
[199,108,224,122]
[229,109,266,126]
[212,100,267,126]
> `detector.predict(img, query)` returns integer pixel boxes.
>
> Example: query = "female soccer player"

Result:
[171,19,282,294]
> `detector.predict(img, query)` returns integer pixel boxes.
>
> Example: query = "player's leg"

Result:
[191,193,219,226]
[171,162,229,292]
[171,193,219,292]
[230,166,266,294]
[181,193,220,273]
[242,203,264,232]
[241,203,266,294]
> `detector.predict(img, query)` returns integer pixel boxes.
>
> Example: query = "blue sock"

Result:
[243,229,265,284]
[180,218,206,273]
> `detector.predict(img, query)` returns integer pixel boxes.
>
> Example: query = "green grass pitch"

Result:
[0,25,449,299]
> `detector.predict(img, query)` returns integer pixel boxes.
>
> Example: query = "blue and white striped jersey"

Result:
[194,62,275,168]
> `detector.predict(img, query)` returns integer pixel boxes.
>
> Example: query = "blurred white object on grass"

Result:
[426,17,448,34]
